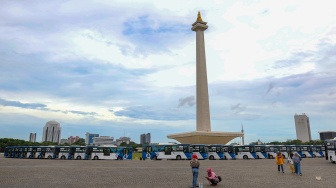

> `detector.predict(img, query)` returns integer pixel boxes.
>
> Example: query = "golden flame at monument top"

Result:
[197,11,203,22]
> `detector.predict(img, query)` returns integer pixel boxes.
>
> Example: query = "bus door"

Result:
[21,147,29,158]
[121,147,132,160]
[28,147,36,158]
[4,147,12,158]
[164,145,172,155]
[142,145,154,160]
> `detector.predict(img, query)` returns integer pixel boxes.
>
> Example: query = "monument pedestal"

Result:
[167,131,243,145]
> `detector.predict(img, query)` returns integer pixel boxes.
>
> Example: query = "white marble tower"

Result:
[167,12,243,144]
[192,11,211,132]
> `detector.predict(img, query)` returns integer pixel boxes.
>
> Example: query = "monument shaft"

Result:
[192,15,211,132]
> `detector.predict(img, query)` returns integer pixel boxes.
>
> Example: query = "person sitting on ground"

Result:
[205,168,220,186]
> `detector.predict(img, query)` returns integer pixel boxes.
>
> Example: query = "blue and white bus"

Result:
[4,146,10,158]
[233,145,256,159]
[191,144,208,160]
[207,144,225,160]
[300,145,315,158]
[223,145,235,160]
[325,139,336,163]
[39,146,55,159]
[68,146,86,160]
[314,145,325,158]
[54,146,69,159]
[85,146,132,160]
[265,145,279,159]
[142,143,191,160]
[254,145,267,159]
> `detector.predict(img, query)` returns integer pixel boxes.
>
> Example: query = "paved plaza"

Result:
[0,155,335,188]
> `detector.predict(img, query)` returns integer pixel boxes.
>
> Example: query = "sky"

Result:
[0,0,335,144]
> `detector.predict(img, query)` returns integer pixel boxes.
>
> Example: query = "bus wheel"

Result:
[312,154,316,158]
[94,156,98,160]
[48,156,52,159]
[243,155,248,159]
[77,156,81,160]
[117,156,122,160]
[209,156,214,160]
[176,155,181,160]
[302,154,306,158]
[256,155,259,159]
[152,156,157,160]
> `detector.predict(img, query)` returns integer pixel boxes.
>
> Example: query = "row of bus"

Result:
[141,143,328,161]
[4,140,336,163]
[4,145,133,160]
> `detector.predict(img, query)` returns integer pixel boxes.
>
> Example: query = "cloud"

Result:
[0,98,46,109]
[266,82,275,94]
[177,96,195,108]
[113,105,195,121]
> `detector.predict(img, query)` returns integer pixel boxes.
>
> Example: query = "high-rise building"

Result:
[29,133,36,143]
[294,113,312,142]
[140,133,151,145]
[85,132,99,145]
[42,120,61,143]
[319,131,336,140]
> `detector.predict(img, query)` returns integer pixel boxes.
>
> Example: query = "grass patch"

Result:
[132,152,142,160]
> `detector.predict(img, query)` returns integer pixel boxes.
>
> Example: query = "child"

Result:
[190,154,200,188]
[275,152,285,173]
[292,153,302,176]
[205,168,220,186]
[287,152,294,173]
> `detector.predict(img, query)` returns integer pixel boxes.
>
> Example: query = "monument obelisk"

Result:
[193,11,211,132]
[167,12,243,144]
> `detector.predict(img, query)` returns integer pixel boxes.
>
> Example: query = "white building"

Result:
[29,133,36,143]
[294,113,312,142]
[42,120,61,143]
[93,136,114,146]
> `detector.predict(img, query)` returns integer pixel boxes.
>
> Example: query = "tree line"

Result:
[250,139,324,145]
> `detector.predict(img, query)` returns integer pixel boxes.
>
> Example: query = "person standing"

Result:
[275,152,285,173]
[292,153,302,176]
[190,154,200,188]
[287,152,294,173]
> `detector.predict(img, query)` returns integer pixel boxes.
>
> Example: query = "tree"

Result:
[72,138,85,146]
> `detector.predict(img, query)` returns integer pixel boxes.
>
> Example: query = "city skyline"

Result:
[0,0,335,144]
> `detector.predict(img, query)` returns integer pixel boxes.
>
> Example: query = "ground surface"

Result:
[0,155,335,188]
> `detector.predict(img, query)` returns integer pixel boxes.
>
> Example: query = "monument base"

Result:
[167,131,243,145]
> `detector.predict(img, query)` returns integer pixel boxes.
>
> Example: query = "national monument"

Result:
[167,12,244,144]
